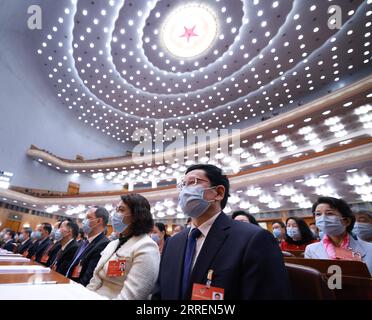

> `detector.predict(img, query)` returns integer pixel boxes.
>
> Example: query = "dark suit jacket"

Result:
[2,240,15,252]
[153,213,292,300]
[54,240,79,276]
[45,241,62,267]
[66,232,109,286]
[26,240,39,258]
[33,238,52,263]
[17,238,32,254]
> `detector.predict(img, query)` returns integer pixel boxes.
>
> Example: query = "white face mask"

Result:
[316,215,346,237]
[178,186,216,218]
[286,227,302,241]
[353,222,372,241]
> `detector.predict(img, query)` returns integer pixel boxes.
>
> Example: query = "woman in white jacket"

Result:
[305,196,372,276]
[87,194,160,299]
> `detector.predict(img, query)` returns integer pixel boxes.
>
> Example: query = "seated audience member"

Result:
[50,219,79,275]
[29,223,52,263]
[231,210,259,226]
[272,221,286,243]
[153,164,291,300]
[16,227,33,254]
[65,206,110,286]
[87,194,160,299]
[305,197,372,275]
[172,225,184,236]
[281,217,316,251]
[1,229,15,251]
[309,222,321,240]
[76,228,87,245]
[42,221,63,266]
[353,210,372,242]
[25,229,40,258]
[151,222,170,254]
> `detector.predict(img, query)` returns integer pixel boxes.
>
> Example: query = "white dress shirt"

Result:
[190,211,222,269]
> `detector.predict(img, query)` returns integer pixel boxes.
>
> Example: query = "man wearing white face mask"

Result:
[305,197,372,276]
[152,164,291,300]
[353,210,372,243]
[65,206,110,286]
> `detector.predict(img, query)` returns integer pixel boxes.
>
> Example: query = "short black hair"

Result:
[93,206,109,226]
[41,223,52,235]
[120,193,154,236]
[285,217,314,245]
[312,196,355,233]
[185,164,230,209]
[272,221,286,228]
[22,227,32,237]
[231,211,259,226]
[6,230,15,238]
[63,218,79,238]
[155,222,170,240]
[78,228,86,240]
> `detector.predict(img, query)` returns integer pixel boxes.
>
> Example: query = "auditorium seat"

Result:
[285,263,336,300]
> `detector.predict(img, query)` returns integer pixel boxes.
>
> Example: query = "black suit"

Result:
[66,232,109,286]
[33,238,52,263]
[2,240,15,252]
[45,241,62,267]
[153,213,291,300]
[53,240,79,276]
[26,240,39,258]
[17,238,32,254]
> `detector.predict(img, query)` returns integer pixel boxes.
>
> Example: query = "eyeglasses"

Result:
[177,176,210,190]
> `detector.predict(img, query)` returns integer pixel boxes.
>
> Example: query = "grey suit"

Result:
[305,235,372,276]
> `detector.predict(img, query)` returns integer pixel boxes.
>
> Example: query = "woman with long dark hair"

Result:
[87,194,160,299]
[281,216,317,251]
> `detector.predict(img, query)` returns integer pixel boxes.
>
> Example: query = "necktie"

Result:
[65,240,89,277]
[181,228,201,299]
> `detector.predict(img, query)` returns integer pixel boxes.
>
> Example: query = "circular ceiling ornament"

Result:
[161,4,218,59]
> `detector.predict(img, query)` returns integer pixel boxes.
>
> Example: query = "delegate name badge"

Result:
[72,262,82,278]
[41,254,49,264]
[191,269,224,300]
[334,247,362,261]
[106,259,126,277]
[191,283,225,300]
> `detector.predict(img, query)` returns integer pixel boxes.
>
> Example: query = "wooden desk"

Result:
[0,260,70,284]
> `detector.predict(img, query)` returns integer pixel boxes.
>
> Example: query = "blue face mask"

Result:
[19,234,25,242]
[33,231,42,240]
[178,186,215,218]
[286,227,302,241]
[151,233,160,244]
[315,215,346,237]
[273,228,282,239]
[353,222,372,241]
[82,218,99,235]
[54,229,64,242]
[112,212,128,233]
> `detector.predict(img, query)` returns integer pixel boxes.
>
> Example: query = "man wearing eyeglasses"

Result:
[153,164,291,300]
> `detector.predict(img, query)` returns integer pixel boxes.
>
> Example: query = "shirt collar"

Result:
[88,232,102,243]
[190,211,222,238]
[61,238,74,251]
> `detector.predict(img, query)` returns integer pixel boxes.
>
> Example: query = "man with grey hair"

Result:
[66,206,110,286]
